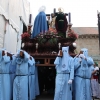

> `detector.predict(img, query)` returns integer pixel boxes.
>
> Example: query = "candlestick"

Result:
[58,43,61,49]
[36,43,38,49]
[35,43,38,53]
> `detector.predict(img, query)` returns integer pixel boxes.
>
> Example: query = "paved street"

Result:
[36,92,54,100]
[36,97,100,100]
[36,96,53,100]
[35,93,100,100]
[36,96,100,100]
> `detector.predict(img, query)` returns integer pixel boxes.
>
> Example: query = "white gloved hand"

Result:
[58,50,60,56]
[4,50,7,56]
[79,58,82,62]
[57,50,63,57]
[95,67,99,71]
[68,80,72,84]
[79,54,86,59]
[14,53,19,57]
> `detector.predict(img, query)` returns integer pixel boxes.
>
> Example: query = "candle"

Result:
[68,12,71,23]
[58,43,61,49]
[54,8,56,14]
[29,14,32,24]
[36,43,38,49]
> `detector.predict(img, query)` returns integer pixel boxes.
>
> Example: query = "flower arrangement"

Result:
[36,28,58,45]
[21,32,30,43]
[67,29,78,39]
[21,32,30,40]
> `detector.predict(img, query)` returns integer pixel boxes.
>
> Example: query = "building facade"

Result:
[72,27,100,66]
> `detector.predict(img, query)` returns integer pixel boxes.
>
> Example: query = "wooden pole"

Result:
[97,12,100,54]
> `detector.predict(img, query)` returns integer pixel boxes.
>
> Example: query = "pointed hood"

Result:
[61,46,70,71]
[81,48,88,57]
[16,50,29,64]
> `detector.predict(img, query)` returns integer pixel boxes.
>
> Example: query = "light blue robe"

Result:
[54,47,74,100]
[0,50,11,100]
[28,56,35,100]
[73,48,94,100]
[9,59,16,100]
[90,65,95,96]
[12,50,30,100]
[31,11,48,38]
[35,66,40,96]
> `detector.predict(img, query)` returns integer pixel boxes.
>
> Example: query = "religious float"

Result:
[21,25,78,66]
[21,7,78,93]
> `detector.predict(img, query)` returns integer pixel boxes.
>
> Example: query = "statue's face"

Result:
[47,16,50,20]
[51,14,55,18]
[59,8,61,12]
[68,25,72,29]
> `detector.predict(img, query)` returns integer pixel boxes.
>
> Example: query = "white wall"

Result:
[0,0,30,53]
[4,22,17,54]
[0,15,6,49]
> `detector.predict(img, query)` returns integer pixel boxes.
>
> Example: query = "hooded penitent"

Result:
[0,49,11,100]
[54,46,74,100]
[73,48,94,100]
[28,56,36,100]
[13,50,31,100]
[61,47,70,71]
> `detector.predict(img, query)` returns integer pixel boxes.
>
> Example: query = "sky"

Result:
[28,0,100,27]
